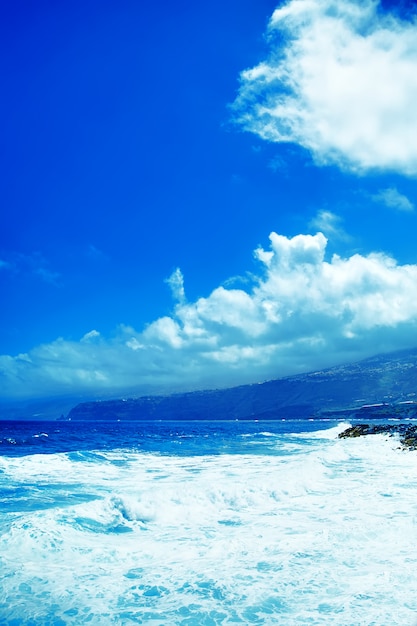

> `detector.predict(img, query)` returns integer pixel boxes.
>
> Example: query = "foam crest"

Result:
[297,421,353,439]
[108,495,156,525]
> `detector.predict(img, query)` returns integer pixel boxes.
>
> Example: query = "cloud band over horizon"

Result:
[2,231,417,400]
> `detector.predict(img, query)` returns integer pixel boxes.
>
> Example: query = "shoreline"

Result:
[338,423,417,450]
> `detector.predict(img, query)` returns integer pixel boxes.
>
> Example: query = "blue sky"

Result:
[2,0,417,402]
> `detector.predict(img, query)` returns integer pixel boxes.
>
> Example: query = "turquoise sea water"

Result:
[1,419,417,625]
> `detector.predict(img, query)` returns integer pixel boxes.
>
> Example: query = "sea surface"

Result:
[1,418,417,626]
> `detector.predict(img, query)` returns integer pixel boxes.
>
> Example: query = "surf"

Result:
[1,420,416,624]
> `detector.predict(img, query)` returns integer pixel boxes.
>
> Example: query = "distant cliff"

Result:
[66,347,417,421]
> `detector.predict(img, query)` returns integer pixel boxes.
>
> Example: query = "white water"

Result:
[1,427,417,625]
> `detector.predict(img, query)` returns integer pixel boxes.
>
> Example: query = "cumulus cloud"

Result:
[2,232,417,400]
[233,0,417,175]
[372,187,414,211]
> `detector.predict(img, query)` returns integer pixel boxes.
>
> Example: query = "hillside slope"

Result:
[67,347,417,421]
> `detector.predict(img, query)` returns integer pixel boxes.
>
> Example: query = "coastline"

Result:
[339,423,417,450]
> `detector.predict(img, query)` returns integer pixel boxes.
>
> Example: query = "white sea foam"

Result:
[296,421,353,439]
[1,430,417,624]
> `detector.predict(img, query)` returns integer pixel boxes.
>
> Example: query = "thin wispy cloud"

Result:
[33,266,61,286]
[372,187,414,212]
[309,210,349,241]
[165,268,186,304]
[87,244,109,261]
[3,233,417,399]
[0,259,13,271]
[233,0,417,175]
[26,253,61,286]
[0,252,60,284]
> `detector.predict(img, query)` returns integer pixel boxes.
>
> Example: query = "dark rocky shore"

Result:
[338,423,417,450]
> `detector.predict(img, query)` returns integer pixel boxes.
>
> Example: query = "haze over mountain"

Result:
[66,347,417,422]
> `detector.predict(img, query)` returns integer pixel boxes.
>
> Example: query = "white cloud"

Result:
[165,267,186,303]
[309,210,349,240]
[81,330,101,343]
[372,187,414,211]
[233,0,417,175]
[2,232,417,400]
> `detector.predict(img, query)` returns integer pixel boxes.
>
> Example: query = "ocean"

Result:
[1,419,417,625]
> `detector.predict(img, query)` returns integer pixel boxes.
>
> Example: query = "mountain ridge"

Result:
[66,346,417,421]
